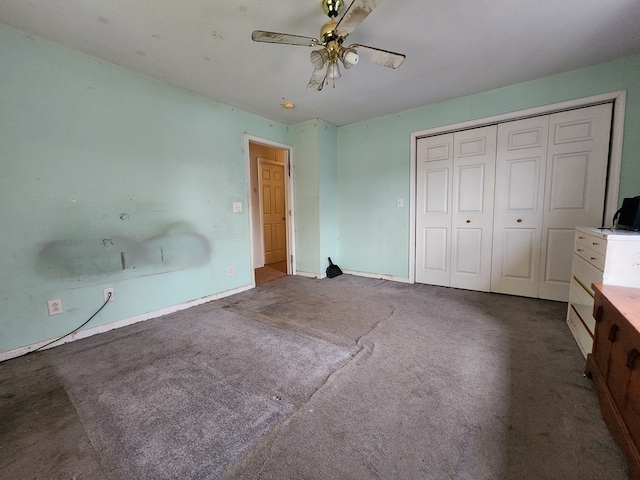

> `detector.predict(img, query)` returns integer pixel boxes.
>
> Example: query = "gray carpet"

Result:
[0,275,628,479]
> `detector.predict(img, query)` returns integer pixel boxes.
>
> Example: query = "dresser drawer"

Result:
[569,278,596,335]
[575,230,607,256]
[571,253,604,297]
[567,306,593,358]
[574,243,605,270]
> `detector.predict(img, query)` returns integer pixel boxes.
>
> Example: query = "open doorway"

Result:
[247,137,294,285]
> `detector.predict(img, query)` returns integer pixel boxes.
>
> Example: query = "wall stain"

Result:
[36,222,211,279]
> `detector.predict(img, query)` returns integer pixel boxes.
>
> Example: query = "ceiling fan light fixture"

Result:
[327,60,341,80]
[252,0,406,91]
[282,101,295,110]
[310,49,329,70]
[341,48,359,68]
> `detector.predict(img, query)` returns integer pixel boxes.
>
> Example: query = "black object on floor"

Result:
[326,257,343,278]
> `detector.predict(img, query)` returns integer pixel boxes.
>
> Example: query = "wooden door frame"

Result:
[245,135,296,286]
[409,90,627,284]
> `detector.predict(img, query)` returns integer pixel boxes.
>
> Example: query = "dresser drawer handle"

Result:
[578,236,586,240]
[576,248,584,252]
[594,305,604,322]
[590,257,597,261]
[575,276,595,299]
[627,349,640,369]
[608,324,620,342]
[592,242,600,246]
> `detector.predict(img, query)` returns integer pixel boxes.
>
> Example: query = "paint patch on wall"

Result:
[37,223,211,279]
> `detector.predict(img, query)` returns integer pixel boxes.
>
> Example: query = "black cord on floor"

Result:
[30,292,112,354]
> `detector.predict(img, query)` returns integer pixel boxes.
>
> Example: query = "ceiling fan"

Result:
[251,0,406,91]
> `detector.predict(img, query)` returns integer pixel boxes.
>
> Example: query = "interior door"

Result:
[538,103,612,301]
[415,133,454,286]
[450,126,497,291]
[491,116,550,298]
[259,161,287,264]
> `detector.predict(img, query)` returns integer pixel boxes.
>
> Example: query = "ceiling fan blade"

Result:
[251,30,319,47]
[307,68,326,91]
[336,0,383,37]
[350,44,406,69]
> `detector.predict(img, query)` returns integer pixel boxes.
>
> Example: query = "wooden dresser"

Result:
[566,227,640,358]
[587,284,640,480]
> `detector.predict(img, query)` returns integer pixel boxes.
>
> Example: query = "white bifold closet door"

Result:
[492,104,612,300]
[539,104,612,300]
[416,103,613,301]
[416,125,496,291]
[490,116,550,298]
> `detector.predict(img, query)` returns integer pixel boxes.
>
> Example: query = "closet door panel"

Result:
[500,228,536,279]
[492,116,549,297]
[422,227,448,273]
[544,228,575,285]
[453,228,483,275]
[451,125,496,292]
[539,103,613,300]
[416,134,454,286]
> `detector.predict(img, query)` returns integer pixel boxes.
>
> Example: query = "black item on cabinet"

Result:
[613,196,640,230]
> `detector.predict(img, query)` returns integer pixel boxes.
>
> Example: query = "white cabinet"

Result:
[566,226,640,357]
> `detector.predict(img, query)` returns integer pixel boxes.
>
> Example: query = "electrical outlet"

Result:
[48,299,63,316]
[104,287,115,302]
[232,202,243,213]
[227,266,234,276]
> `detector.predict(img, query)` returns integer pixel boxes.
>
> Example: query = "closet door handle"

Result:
[516,218,523,223]
[466,219,471,223]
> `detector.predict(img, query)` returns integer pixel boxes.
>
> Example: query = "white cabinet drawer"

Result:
[575,230,607,256]
[569,278,596,335]
[574,243,605,270]
[566,306,593,358]
[571,254,604,297]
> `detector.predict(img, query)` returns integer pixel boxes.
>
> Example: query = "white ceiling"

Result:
[2,0,640,126]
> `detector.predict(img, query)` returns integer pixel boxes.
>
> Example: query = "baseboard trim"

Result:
[295,271,326,279]
[0,284,254,363]
[342,269,411,284]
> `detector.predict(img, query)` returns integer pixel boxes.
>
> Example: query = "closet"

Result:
[415,103,613,301]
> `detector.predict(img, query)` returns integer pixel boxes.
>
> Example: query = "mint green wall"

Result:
[337,54,640,280]
[292,120,321,274]
[291,119,338,276]
[3,20,640,356]
[0,25,291,354]
[318,120,339,271]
